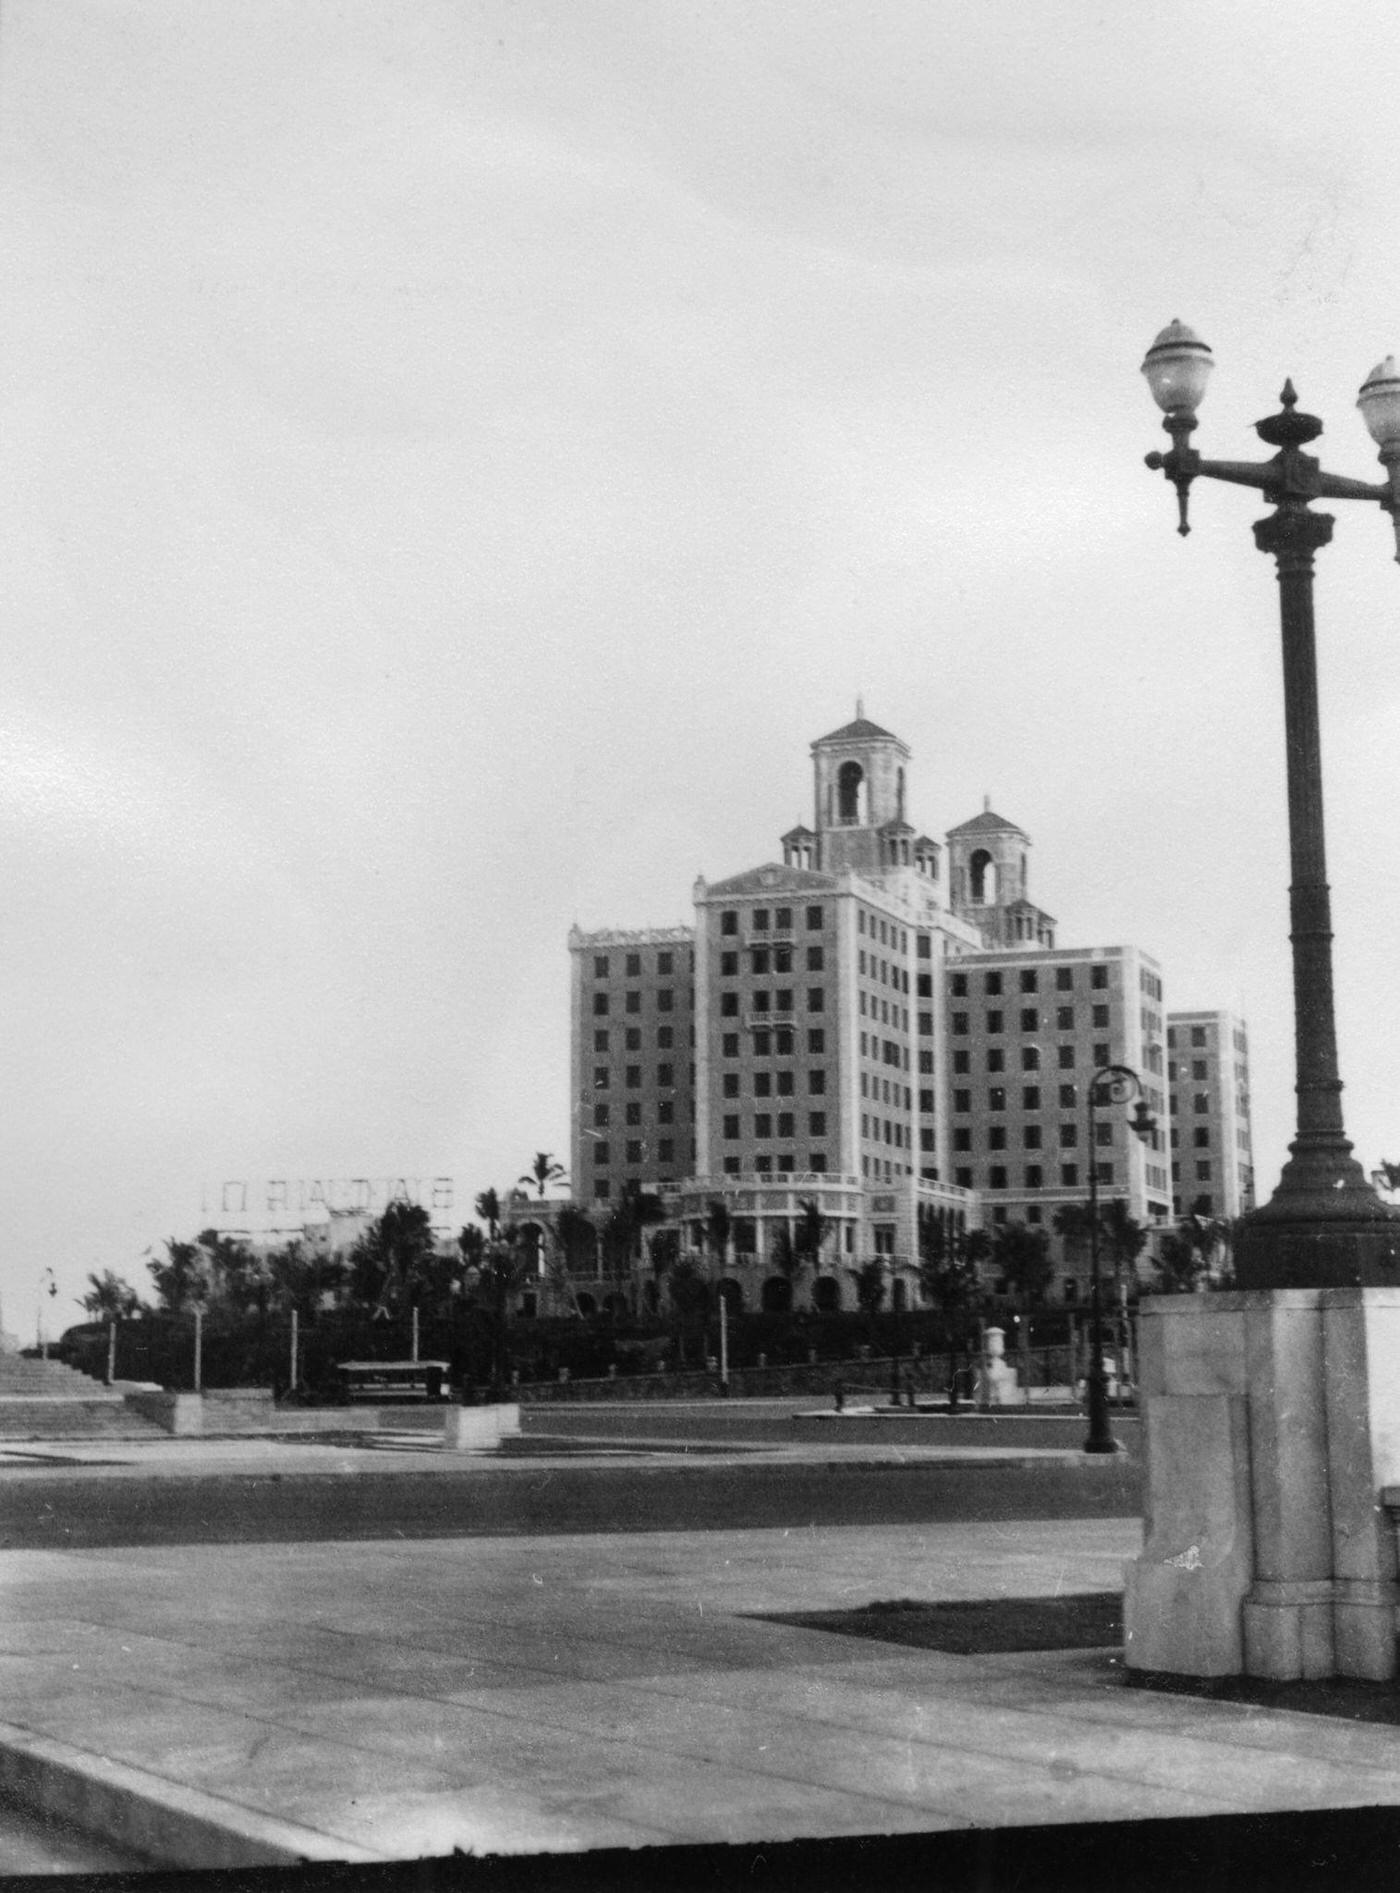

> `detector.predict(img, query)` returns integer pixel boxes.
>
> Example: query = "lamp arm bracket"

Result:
[1312,470,1392,504]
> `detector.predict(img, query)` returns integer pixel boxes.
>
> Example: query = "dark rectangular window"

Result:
[722,1033,739,1057]
[658,951,673,975]
[985,972,1003,996]
[625,1101,641,1126]
[1058,1045,1075,1069]
[777,1112,794,1139]
[753,908,769,932]
[1020,1008,1038,1032]
[951,1012,968,1035]
[1092,1005,1110,1028]
[955,1167,973,1188]
[625,1140,642,1163]
[776,1069,794,1096]
[594,1104,609,1127]
[1024,1124,1042,1149]
[1023,1086,1041,1110]
[987,1048,1005,1073]
[989,1165,1008,1189]
[809,1069,826,1094]
[776,907,792,930]
[657,1063,673,1087]
[720,951,738,976]
[594,1030,609,1052]
[808,988,825,1012]
[723,1115,740,1139]
[1056,1006,1073,1031]
[625,1028,641,1050]
[954,1089,971,1112]
[1020,969,1038,993]
[1091,964,1109,989]
[806,905,823,929]
[988,1126,1006,1150]
[1061,1163,1078,1187]
[808,1029,825,1054]
[986,1010,1003,1033]
[988,1087,1006,1111]
[1022,1046,1040,1071]
[723,1073,739,1098]
[657,1025,673,1049]
[754,1113,772,1139]
[721,910,738,935]
[594,1142,610,1165]
[593,955,609,978]
[626,1066,641,1088]
[658,1138,674,1163]
[1059,1083,1076,1108]
[1059,1122,1077,1147]
[657,990,674,1013]
[754,1072,771,1097]
[721,993,738,1016]
[593,993,609,1016]
[809,1111,826,1136]
[951,973,968,997]
[1025,1164,1043,1188]
[625,990,641,1013]
[954,1128,972,1151]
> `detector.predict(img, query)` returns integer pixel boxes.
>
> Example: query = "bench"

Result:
[336,1360,450,1403]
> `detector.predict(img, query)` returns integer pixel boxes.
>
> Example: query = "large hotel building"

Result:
[545,714,1250,1313]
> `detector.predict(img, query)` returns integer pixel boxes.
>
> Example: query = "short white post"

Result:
[290,1308,299,1393]
[719,1293,729,1391]
[411,1305,420,1364]
[193,1307,203,1395]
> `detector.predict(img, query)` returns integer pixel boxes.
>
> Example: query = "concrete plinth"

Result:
[1125,1288,1400,1681]
[442,1402,521,1452]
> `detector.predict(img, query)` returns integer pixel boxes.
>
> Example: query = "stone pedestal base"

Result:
[443,1403,521,1452]
[1125,1289,1400,1681]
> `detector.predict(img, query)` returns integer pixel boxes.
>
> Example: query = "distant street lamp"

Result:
[1084,1065,1156,1454]
[1142,324,1400,1287]
[37,1268,57,1359]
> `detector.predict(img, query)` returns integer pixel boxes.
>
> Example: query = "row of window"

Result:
[593,1139,686,1166]
[592,1099,692,1127]
[719,988,825,1016]
[722,1113,825,1140]
[953,1122,1109,1151]
[720,1029,825,1057]
[858,911,907,950]
[719,946,823,975]
[594,1027,686,1053]
[953,1043,1109,1074]
[951,1005,1111,1035]
[721,1154,826,1176]
[858,951,908,990]
[722,1069,826,1097]
[719,905,824,934]
[1167,1024,1211,1048]
[591,948,689,978]
[593,989,687,1016]
[592,1065,690,1090]
[954,1084,1108,1114]
[862,1115,910,1149]
[960,1162,1112,1190]
[951,964,1111,998]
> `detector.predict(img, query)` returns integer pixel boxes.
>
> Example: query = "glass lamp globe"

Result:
[1357,356,1400,449]
[1141,320,1213,415]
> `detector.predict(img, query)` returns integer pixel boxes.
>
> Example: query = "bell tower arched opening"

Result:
[969,849,997,904]
[837,761,864,825]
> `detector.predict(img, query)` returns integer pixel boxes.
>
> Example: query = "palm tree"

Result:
[991,1221,1052,1398]
[348,1200,441,1318]
[916,1219,984,1410]
[147,1240,209,1314]
[791,1199,830,1306]
[705,1199,731,1273]
[474,1188,503,1238]
[518,1152,568,1199]
[1098,1198,1148,1394]
[600,1182,665,1312]
[80,1270,142,1322]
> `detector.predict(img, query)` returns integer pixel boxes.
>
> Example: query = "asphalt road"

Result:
[0,1450,1139,1551]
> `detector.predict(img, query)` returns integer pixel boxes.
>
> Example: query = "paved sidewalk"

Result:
[5,1511,1400,1868]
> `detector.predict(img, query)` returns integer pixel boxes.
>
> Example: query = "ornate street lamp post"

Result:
[1141,325,1400,1287]
[1084,1065,1156,1454]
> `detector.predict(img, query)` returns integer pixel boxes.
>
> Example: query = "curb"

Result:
[0,1720,381,1870]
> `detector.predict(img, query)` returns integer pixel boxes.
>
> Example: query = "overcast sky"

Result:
[4,0,1400,1336]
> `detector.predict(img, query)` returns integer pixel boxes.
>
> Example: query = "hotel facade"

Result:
[533,714,1246,1316]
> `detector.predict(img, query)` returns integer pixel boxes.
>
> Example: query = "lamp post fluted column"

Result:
[1142,326,1400,1287]
[1083,1064,1154,1454]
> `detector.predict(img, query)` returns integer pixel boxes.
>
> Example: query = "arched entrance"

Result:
[761,1277,792,1314]
[717,1278,744,1314]
[813,1275,842,1314]
[891,1278,908,1313]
